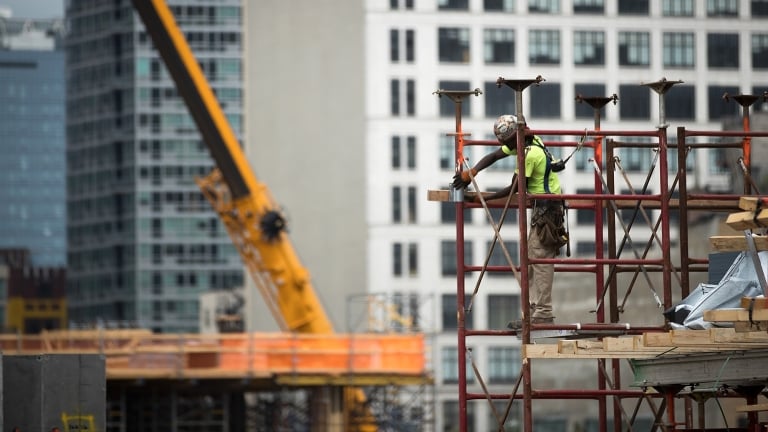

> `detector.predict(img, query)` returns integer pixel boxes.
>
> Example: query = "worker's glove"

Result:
[451,168,477,189]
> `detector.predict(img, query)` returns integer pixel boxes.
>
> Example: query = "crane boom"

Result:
[131,0,333,334]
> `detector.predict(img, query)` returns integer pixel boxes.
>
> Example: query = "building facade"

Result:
[0,14,66,267]
[247,0,768,430]
[65,0,244,332]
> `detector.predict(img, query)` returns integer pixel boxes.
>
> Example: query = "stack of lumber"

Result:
[710,196,768,251]
[523,327,768,359]
[703,297,768,332]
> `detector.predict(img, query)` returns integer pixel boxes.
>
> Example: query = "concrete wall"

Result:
[243,1,367,332]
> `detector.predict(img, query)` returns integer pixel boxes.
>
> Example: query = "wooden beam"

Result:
[736,403,768,412]
[709,235,768,251]
[740,297,768,309]
[739,196,768,211]
[703,308,768,322]
[725,209,768,230]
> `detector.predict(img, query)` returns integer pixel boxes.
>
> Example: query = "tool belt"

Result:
[531,200,568,249]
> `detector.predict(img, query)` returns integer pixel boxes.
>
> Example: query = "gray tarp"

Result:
[666,251,767,330]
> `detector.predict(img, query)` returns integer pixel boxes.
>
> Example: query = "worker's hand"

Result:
[451,168,477,189]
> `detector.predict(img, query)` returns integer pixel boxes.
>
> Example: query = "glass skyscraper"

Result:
[0,17,66,267]
[65,0,244,332]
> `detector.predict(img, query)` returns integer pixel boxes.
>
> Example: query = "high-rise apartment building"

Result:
[65,0,244,332]
[247,0,768,430]
[0,14,66,267]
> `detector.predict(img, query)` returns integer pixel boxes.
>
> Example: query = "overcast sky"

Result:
[1,0,63,19]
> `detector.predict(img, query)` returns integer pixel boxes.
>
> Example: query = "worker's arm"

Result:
[452,147,510,189]
[467,174,524,202]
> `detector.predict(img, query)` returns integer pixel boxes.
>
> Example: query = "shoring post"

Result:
[723,92,765,194]
[642,79,682,430]
[576,93,618,432]
[642,78,682,312]
[496,75,545,432]
[433,87,482,432]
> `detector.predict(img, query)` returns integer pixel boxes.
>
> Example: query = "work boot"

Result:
[506,316,555,329]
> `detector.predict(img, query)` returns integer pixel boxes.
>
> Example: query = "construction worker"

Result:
[452,114,567,325]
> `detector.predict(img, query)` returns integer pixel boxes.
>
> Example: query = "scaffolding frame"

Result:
[435,77,768,432]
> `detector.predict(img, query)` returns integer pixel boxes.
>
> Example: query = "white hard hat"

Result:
[493,114,519,143]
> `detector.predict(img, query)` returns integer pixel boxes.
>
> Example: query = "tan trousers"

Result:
[528,225,558,319]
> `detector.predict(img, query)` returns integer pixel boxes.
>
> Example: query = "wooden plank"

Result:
[736,403,768,413]
[738,197,768,212]
[740,297,768,309]
[725,209,768,230]
[703,308,768,322]
[709,327,768,343]
[734,321,768,332]
[602,336,639,352]
[709,235,768,251]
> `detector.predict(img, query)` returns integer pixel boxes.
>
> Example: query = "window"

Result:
[393,243,403,276]
[392,186,402,222]
[439,135,454,169]
[574,83,606,119]
[754,0,768,16]
[391,79,416,116]
[408,243,418,276]
[406,80,415,115]
[663,0,694,16]
[438,0,468,10]
[390,0,414,9]
[406,136,416,169]
[391,29,415,62]
[489,401,520,430]
[707,0,738,16]
[755,86,768,111]
[392,135,416,169]
[487,294,520,328]
[390,186,415,224]
[708,33,739,68]
[666,85,695,120]
[752,34,768,68]
[573,31,605,65]
[485,81,515,118]
[407,186,417,223]
[575,188,606,225]
[485,0,515,12]
[390,29,399,62]
[438,80,471,117]
[573,0,604,13]
[390,80,400,115]
[529,30,560,64]
[391,136,401,169]
[438,28,470,63]
[484,29,515,64]
[618,84,650,120]
[393,242,418,276]
[488,347,520,383]
[576,241,607,256]
[442,294,474,329]
[486,240,519,272]
[707,85,739,120]
[487,204,519,227]
[618,32,650,66]
[663,32,695,68]
[405,30,415,62]
[441,202,474,224]
[441,240,473,276]
[618,0,648,14]
[618,149,653,172]
[442,400,476,431]
[529,0,560,13]
[530,82,561,118]
[709,148,729,174]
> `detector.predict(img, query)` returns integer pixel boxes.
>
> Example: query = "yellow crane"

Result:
[130,1,375,429]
